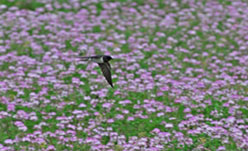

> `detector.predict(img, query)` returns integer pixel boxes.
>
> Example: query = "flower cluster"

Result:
[0,0,248,150]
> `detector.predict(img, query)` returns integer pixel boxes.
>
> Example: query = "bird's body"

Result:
[80,55,114,88]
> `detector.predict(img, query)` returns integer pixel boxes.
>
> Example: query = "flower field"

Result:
[0,0,248,150]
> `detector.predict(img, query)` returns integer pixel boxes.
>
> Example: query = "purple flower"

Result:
[107,119,114,123]
[7,103,15,112]
[47,145,55,151]
[79,103,86,108]
[165,123,173,128]
[14,121,27,132]
[102,103,112,108]
[217,146,226,151]
[127,117,134,121]
[4,139,13,144]
[151,128,160,134]
[115,114,124,120]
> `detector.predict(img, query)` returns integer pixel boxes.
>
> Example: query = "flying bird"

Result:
[79,55,114,88]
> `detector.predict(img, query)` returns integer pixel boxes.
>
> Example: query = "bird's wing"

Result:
[79,56,91,61]
[98,62,113,88]
[79,56,103,62]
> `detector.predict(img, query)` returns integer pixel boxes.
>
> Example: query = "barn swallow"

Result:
[80,55,113,88]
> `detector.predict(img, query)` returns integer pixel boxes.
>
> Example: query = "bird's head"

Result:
[103,55,113,62]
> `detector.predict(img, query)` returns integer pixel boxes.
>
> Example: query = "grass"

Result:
[0,0,44,10]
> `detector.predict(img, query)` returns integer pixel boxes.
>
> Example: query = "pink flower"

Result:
[183,108,191,113]
[102,103,112,108]
[79,103,86,108]
[107,119,114,123]
[217,146,226,151]
[115,114,124,119]
[152,128,160,134]
[7,103,15,112]
[165,123,173,128]
[47,145,55,151]
[127,117,134,121]
[4,139,13,144]
[157,112,164,117]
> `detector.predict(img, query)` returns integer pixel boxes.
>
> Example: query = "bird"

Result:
[79,55,114,88]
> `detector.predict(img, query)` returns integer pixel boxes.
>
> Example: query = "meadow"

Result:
[0,0,248,150]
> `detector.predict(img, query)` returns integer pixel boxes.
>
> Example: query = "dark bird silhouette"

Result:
[80,55,114,88]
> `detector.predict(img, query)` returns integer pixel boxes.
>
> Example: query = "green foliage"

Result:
[0,0,44,10]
